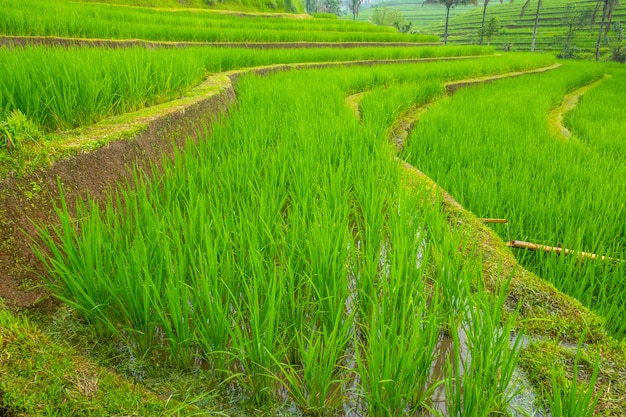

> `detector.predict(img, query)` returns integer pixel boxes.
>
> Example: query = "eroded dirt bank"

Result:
[0,88,236,307]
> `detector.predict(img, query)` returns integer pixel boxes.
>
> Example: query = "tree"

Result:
[349,0,363,20]
[479,0,502,45]
[594,0,621,61]
[559,5,592,59]
[394,18,413,33]
[478,16,500,45]
[609,22,626,62]
[371,7,402,26]
[321,0,341,15]
[423,0,478,45]
[305,0,317,13]
[371,7,412,32]
[519,0,542,52]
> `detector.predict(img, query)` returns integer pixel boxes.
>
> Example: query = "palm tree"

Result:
[480,0,503,45]
[520,0,542,52]
[594,0,621,61]
[424,0,478,45]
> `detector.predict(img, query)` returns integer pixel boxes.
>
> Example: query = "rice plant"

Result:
[34,54,556,412]
[404,59,626,338]
[0,45,492,135]
[0,0,437,43]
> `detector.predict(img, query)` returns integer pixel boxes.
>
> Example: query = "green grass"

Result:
[0,308,211,416]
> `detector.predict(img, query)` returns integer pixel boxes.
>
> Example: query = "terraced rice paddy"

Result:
[351,0,625,55]
[29,53,548,414]
[402,61,626,337]
[343,1,478,30]
[1,1,626,416]
[0,0,437,43]
[432,0,625,53]
[0,45,488,133]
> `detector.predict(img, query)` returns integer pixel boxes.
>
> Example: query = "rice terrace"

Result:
[0,0,625,415]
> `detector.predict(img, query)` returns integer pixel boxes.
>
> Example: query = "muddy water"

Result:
[340,240,545,416]
[429,329,545,417]
[106,237,547,416]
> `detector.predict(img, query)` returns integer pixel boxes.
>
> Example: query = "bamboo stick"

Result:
[506,240,622,263]
[478,218,508,223]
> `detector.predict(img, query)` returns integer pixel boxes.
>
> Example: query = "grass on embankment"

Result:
[0,308,212,416]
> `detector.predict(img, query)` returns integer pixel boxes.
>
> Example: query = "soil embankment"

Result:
[0,86,236,307]
[0,36,435,50]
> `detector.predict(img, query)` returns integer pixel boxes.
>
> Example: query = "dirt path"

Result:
[548,74,609,139]
[443,62,561,94]
[0,35,437,50]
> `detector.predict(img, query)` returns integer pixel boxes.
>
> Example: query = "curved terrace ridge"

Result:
[345,62,562,151]
[357,61,599,340]
[548,74,610,140]
[382,73,624,415]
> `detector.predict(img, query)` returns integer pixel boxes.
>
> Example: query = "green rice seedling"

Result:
[35,54,564,411]
[0,46,206,132]
[544,338,601,417]
[359,81,445,136]
[445,274,524,416]
[0,45,494,136]
[33,193,119,339]
[425,204,474,331]
[351,167,392,331]
[567,64,626,164]
[355,189,444,416]
[270,302,353,415]
[152,251,197,369]
[404,59,626,338]
[229,252,286,404]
